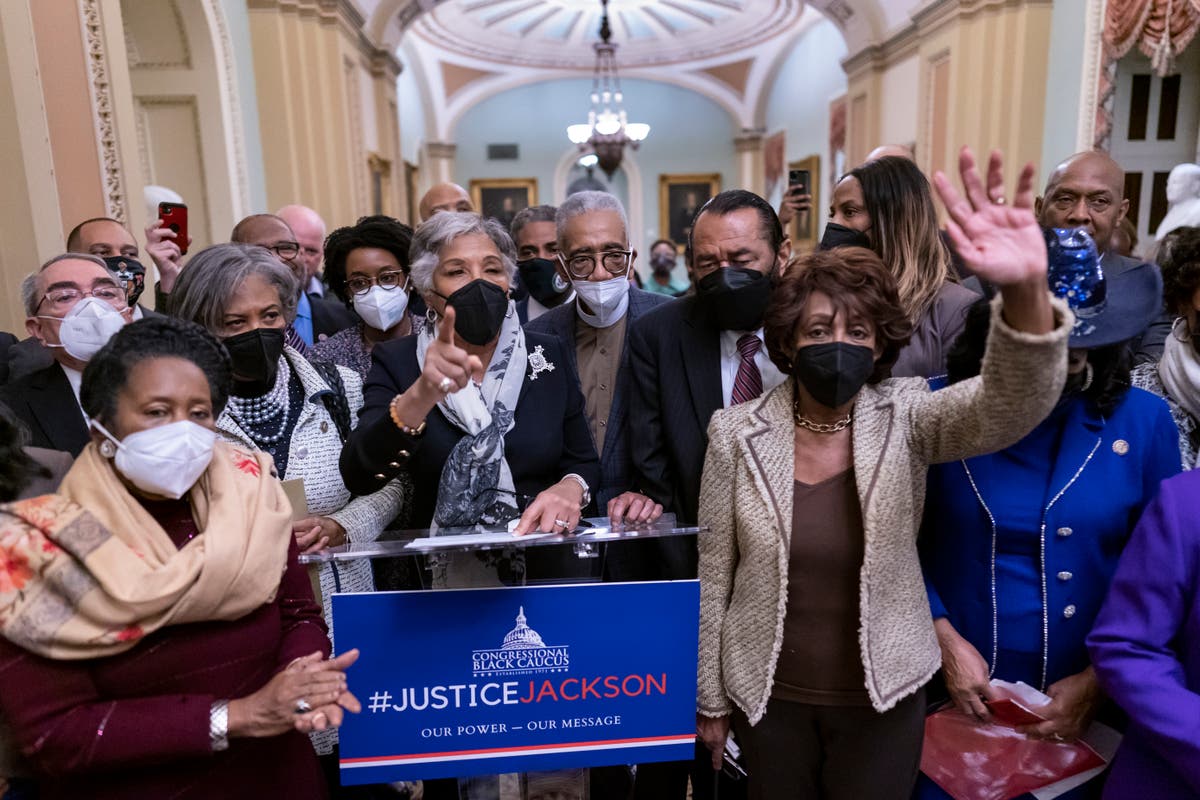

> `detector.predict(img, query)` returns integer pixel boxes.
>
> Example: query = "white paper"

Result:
[404,529,557,550]
[1029,722,1121,800]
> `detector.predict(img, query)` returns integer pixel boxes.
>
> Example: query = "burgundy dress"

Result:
[0,498,331,799]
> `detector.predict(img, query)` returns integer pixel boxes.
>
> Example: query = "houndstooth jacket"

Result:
[697,296,1072,721]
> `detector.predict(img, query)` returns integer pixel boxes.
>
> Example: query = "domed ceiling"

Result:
[409,0,807,68]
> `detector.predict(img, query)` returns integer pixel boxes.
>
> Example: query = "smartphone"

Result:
[788,169,811,195]
[158,202,189,255]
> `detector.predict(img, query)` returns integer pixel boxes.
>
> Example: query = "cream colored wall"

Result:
[878,54,919,147]
[246,0,403,231]
[845,0,1053,190]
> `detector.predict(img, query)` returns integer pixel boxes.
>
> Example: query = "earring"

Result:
[99,439,116,458]
[1080,361,1094,392]
[426,306,439,324]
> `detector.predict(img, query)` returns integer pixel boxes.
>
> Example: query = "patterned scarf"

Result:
[0,442,292,660]
[417,300,527,529]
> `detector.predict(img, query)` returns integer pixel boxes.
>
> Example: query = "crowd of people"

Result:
[0,141,1196,800]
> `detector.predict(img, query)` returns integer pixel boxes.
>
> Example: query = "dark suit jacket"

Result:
[309,294,358,343]
[0,332,18,385]
[342,328,599,524]
[0,364,90,456]
[3,306,163,385]
[1107,253,1171,364]
[525,287,671,506]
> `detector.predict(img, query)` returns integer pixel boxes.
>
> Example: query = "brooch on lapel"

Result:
[528,345,555,381]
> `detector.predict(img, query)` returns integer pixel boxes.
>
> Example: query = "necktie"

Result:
[284,323,309,356]
[731,334,764,405]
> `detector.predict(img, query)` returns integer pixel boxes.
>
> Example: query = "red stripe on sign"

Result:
[341,733,695,765]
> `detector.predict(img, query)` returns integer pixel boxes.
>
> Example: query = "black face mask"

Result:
[818,223,873,252]
[517,258,570,306]
[440,279,510,346]
[792,342,876,408]
[104,255,146,307]
[223,328,285,396]
[650,252,675,276]
[696,267,772,331]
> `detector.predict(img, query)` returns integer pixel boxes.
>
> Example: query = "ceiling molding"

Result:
[697,58,755,96]
[440,61,501,99]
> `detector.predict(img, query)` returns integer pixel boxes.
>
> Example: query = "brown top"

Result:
[773,470,871,706]
[575,315,626,456]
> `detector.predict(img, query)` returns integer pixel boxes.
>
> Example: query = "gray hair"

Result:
[24,253,120,316]
[555,191,629,249]
[167,243,300,335]
[409,212,517,295]
[510,204,557,242]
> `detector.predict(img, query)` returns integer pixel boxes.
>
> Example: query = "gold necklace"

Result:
[793,400,851,433]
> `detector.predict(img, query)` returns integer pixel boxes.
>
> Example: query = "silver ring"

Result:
[992,195,1006,205]
[438,377,454,394]
[554,518,570,528]
[295,698,312,714]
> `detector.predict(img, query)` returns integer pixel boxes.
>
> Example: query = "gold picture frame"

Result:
[469,178,538,229]
[788,155,821,254]
[659,173,721,251]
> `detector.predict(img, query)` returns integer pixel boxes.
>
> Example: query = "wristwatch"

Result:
[562,473,591,508]
[210,700,229,752]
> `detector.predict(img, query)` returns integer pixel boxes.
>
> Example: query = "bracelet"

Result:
[389,394,426,436]
[210,700,229,752]
[561,473,591,509]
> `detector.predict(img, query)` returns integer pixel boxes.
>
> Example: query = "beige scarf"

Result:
[0,441,292,660]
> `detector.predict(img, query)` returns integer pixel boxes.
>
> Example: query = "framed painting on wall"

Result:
[470,178,538,229]
[788,155,821,254]
[659,173,721,251]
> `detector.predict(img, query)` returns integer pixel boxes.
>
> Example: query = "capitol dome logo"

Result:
[472,607,570,677]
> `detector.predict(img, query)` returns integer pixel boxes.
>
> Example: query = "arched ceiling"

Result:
[410,0,805,69]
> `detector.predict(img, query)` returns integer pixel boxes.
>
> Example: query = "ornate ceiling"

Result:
[408,0,807,69]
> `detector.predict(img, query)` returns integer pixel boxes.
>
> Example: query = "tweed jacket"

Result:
[697,295,1072,720]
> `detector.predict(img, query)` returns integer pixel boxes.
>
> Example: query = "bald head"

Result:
[419,183,473,221]
[864,144,915,164]
[1037,151,1128,253]
[275,204,327,280]
[231,214,304,285]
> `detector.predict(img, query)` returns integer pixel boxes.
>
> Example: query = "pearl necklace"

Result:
[793,400,852,433]
[227,357,291,444]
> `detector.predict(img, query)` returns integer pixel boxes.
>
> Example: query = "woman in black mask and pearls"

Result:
[696,149,1073,799]
[340,212,598,564]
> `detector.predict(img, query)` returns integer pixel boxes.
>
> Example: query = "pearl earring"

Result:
[99,439,116,458]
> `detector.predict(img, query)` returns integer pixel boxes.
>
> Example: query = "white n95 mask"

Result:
[353,285,410,332]
[572,276,630,329]
[41,297,127,362]
[93,420,218,499]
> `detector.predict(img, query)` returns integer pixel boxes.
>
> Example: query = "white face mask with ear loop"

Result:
[39,297,127,362]
[92,419,218,499]
[572,275,630,328]
[353,284,410,332]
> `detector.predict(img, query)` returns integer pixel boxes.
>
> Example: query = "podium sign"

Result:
[333,581,700,785]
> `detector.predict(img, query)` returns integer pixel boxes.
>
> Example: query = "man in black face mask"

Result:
[625,189,790,799]
[511,205,573,323]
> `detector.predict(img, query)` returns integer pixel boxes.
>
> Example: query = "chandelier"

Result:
[565,0,650,178]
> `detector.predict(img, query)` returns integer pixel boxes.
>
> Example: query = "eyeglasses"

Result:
[37,285,128,311]
[346,270,408,296]
[268,241,301,259]
[559,250,632,279]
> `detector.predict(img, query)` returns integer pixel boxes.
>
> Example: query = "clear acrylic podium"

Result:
[298,515,706,800]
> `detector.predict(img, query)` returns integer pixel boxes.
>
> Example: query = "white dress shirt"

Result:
[60,363,88,421]
[720,328,787,408]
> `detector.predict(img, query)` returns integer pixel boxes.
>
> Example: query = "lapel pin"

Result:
[528,345,555,381]
[1112,439,1129,456]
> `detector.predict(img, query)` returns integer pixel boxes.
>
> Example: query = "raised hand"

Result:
[420,305,484,400]
[144,219,190,293]
[933,147,1045,288]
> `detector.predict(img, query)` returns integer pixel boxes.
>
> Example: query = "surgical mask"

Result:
[104,255,147,307]
[517,258,570,305]
[354,285,409,332]
[818,223,873,252]
[439,279,510,346]
[93,419,217,500]
[792,342,875,408]
[40,297,127,362]
[573,276,630,328]
[696,267,772,331]
[223,328,285,393]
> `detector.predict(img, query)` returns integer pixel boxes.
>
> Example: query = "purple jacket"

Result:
[1087,469,1200,799]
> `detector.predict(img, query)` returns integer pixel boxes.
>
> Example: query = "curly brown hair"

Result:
[1159,226,1200,318]
[764,247,914,383]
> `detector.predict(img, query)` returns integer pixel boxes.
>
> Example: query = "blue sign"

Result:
[332,580,700,785]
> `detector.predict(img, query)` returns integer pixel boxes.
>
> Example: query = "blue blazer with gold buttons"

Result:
[920,387,1181,689]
